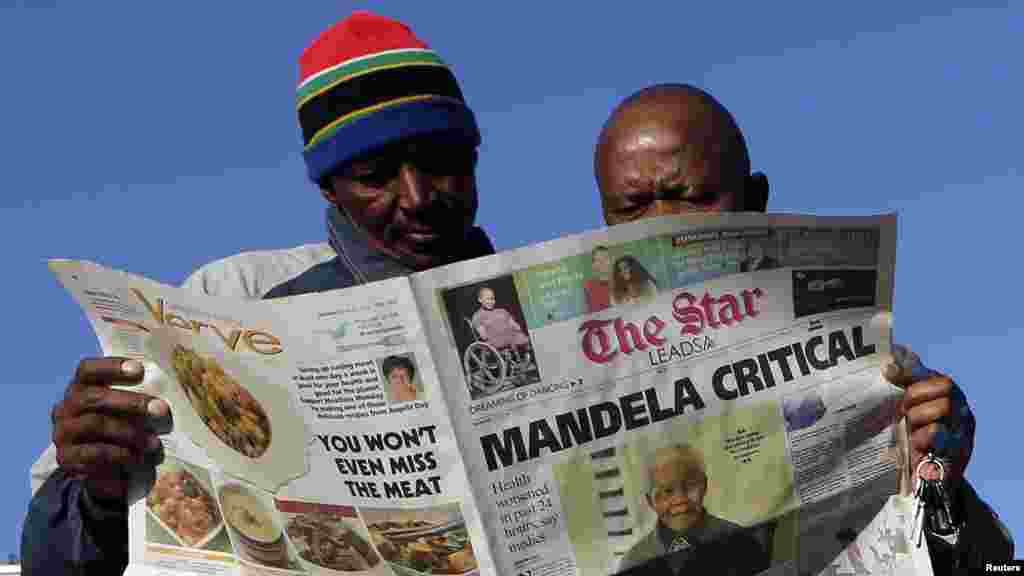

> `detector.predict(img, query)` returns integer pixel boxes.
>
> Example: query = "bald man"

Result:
[595,84,1012,572]
[619,445,769,575]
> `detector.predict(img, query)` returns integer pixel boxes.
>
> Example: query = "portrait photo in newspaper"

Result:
[609,254,660,308]
[440,276,541,399]
[378,353,424,405]
[552,400,798,576]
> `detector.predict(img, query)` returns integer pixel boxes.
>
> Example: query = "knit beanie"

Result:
[297,11,481,184]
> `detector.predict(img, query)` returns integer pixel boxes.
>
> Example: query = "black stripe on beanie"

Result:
[299,65,466,146]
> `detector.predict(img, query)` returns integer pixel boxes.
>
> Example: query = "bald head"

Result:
[595,84,767,226]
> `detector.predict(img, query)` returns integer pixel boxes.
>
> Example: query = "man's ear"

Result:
[744,172,769,212]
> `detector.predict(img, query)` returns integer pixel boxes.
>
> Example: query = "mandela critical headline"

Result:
[480,323,876,471]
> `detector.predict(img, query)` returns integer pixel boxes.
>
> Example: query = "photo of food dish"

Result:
[219,482,295,570]
[170,344,272,458]
[146,458,223,549]
[360,505,478,575]
[285,511,380,573]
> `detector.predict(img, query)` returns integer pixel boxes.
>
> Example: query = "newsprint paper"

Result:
[50,212,934,576]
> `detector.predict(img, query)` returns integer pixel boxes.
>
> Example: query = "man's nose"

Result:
[397,163,435,212]
[670,492,692,506]
[653,198,685,216]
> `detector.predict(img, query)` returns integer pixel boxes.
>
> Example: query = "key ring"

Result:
[912,451,959,549]
[915,452,945,485]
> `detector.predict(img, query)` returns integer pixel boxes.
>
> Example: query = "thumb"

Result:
[882,344,929,388]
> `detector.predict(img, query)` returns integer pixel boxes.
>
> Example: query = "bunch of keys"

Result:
[911,451,960,550]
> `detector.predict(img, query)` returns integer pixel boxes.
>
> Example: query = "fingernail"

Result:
[121,359,143,376]
[147,399,168,418]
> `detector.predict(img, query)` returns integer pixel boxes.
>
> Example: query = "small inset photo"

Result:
[277,499,387,574]
[216,479,302,571]
[609,254,659,307]
[358,503,479,575]
[145,454,232,553]
[440,275,541,400]
[782,389,827,432]
[378,353,423,404]
[792,269,877,318]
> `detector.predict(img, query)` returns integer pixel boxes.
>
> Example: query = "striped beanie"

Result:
[297,11,481,184]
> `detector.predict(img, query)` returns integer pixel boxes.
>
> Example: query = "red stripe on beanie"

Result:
[298,11,430,85]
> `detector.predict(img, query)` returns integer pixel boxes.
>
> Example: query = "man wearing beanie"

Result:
[23,12,494,575]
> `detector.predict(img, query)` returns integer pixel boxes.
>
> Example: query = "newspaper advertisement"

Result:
[48,266,496,576]
[49,212,932,576]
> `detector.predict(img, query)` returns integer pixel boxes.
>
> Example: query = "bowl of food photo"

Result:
[218,482,290,569]
[145,457,223,549]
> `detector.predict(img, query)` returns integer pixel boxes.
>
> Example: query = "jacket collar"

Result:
[325,205,495,285]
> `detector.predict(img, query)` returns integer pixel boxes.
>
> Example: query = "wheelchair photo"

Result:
[461,317,535,396]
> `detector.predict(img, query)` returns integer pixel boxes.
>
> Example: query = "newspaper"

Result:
[49,212,933,576]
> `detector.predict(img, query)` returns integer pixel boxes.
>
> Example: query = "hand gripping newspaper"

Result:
[49,213,934,576]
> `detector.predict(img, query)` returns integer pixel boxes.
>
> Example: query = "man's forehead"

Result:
[654,453,702,477]
[612,121,687,157]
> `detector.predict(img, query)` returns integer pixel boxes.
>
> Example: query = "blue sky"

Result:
[1,1,1021,559]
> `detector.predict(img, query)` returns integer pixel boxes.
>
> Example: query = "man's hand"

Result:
[52,357,170,506]
[883,346,974,486]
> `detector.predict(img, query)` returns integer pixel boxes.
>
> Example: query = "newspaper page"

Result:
[48,262,498,576]
[411,212,932,576]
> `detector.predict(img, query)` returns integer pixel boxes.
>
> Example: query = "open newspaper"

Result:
[49,213,933,576]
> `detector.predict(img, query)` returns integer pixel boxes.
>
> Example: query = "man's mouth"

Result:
[670,199,726,213]
[405,230,440,243]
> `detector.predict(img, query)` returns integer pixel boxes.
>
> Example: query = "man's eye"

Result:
[412,148,476,176]
[349,161,400,187]
[617,194,653,214]
[351,171,391,187]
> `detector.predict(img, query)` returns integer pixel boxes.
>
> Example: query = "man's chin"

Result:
[396,244,451,270]
[664,514,700,532]
[401,252,444,270]
[401,235,468,267]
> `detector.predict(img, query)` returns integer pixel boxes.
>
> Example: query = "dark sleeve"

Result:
[927,479,1014,572]
[21,468,129,575]
[736,531,772,575]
